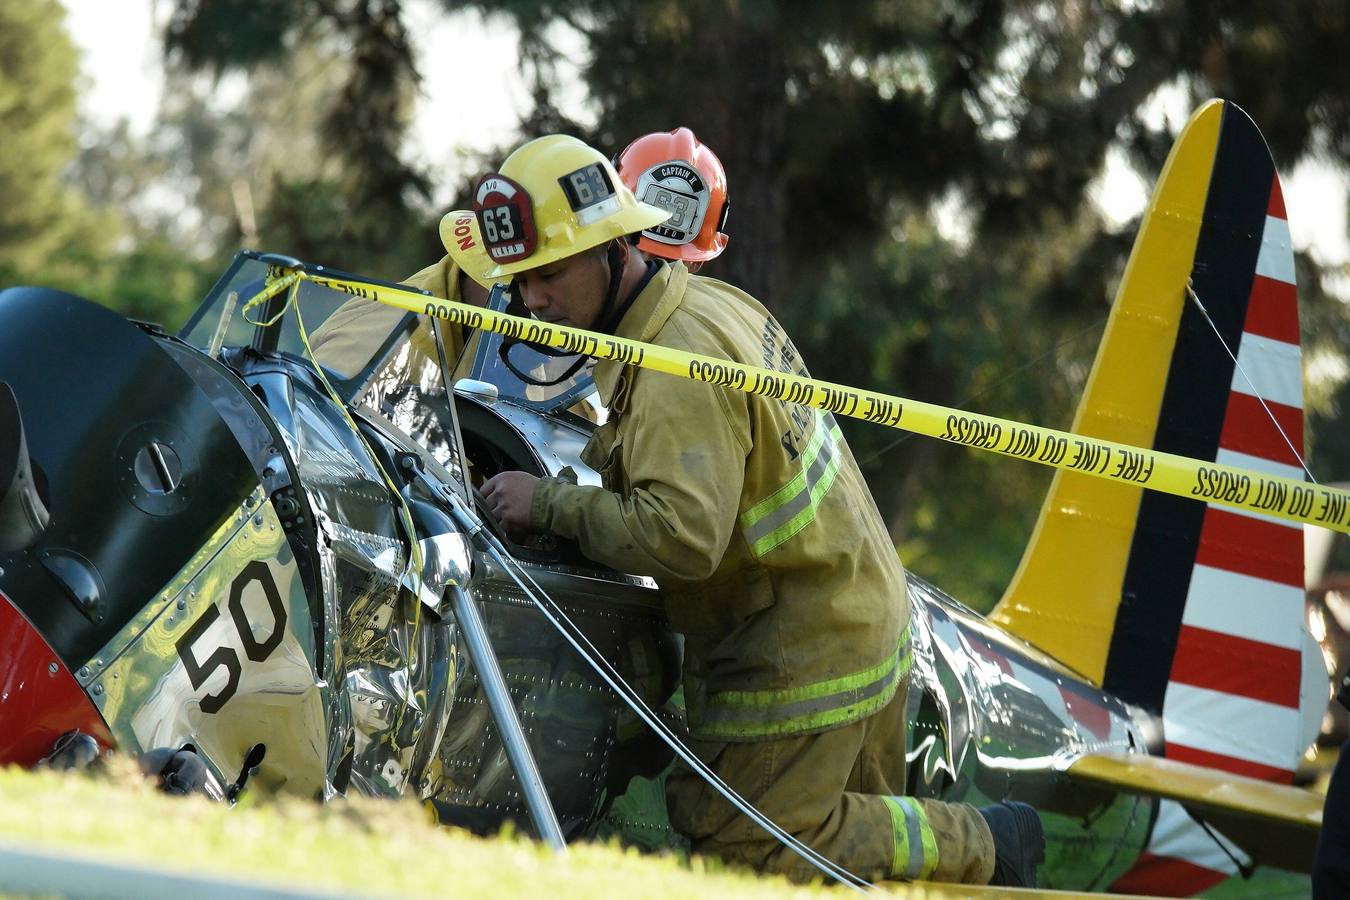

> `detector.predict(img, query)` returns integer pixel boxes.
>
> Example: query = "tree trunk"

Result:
[692,20,787,312]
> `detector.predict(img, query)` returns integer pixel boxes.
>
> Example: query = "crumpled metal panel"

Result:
[355,339,470,482]
[338,555,456,799]
[272,371,460,801]
[161,345,351,797]
[85,489,328,800]
[905,576,1153,890]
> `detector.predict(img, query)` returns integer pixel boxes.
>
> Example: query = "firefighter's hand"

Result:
[481,471,539,538]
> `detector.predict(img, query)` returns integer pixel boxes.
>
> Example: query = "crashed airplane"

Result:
[0,100,1330,894]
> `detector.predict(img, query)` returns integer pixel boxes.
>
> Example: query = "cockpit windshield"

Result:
[461,288,605,422]
[178,253,419,387]
[178,252,604,422]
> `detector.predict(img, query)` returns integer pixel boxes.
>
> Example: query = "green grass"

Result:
[0,763,853,899]
[0,762,1307,898]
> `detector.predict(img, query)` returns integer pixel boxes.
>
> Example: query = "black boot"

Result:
[139,747,210,796]
[978,801,1045,887]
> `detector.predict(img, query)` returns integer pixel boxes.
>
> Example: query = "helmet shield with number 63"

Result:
[616,127,729,264]
[473,135,670,279]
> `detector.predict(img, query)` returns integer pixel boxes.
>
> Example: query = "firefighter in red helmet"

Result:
[615,127,730,274]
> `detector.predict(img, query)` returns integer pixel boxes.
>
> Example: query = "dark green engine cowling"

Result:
[0,287,260,673]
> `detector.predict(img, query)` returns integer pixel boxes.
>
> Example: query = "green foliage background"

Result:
[3,0,1348,609]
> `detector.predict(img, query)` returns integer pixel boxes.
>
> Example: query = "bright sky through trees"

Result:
[63,0,1348,271]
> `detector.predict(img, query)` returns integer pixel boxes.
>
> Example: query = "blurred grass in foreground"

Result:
[0,763,857,899]
[0,762,1313,898]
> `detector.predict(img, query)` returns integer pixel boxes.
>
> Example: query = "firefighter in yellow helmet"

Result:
[478,134,1042,886]
[310,209,497,376]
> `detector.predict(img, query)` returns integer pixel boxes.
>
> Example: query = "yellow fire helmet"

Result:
[438,208,500,289]
[473,134,670,279]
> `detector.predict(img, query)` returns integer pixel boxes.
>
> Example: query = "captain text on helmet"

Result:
[615,127,730,275]
[477,134,1042,886]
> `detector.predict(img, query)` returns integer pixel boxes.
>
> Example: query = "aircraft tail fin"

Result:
[989,99,1325,889]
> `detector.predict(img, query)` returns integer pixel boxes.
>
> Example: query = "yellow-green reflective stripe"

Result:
[740,418,844,557]
[915,798,939,879]
[708,621,910,708]
[881,797,914,879]
[692,627,912,738]
[882,796,939,880]
[740,413,829,529]
[749,430,843,557]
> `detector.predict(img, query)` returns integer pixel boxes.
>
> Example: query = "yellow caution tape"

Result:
[261,271,1350,535]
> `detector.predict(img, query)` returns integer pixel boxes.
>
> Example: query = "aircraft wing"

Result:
[1065,751,1322,872]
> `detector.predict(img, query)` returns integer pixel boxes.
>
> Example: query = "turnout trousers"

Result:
[666,680,995,884]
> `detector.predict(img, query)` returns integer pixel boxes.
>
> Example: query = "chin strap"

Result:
[500,339,593,387]
[498,240,636,387]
